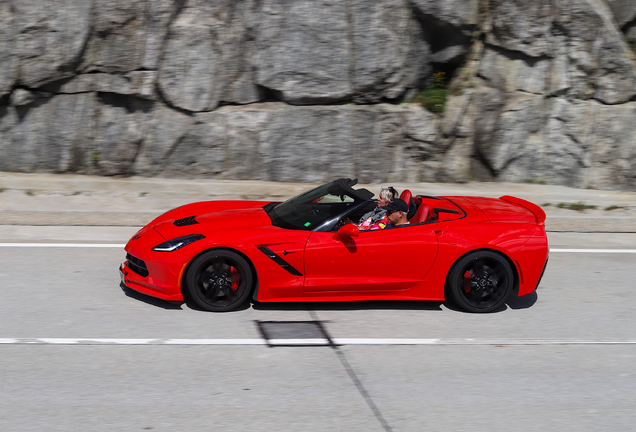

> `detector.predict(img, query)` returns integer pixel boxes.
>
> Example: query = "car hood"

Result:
[150,200,274,239]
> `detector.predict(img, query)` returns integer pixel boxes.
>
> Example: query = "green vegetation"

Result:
[413,71,448,114]
[0,187,5,193]
[525,179,546,185]
[91,150,101,163]
[25,189,35,196]
[541,202,625,212]
[556,202,597,211]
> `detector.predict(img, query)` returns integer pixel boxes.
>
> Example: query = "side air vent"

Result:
[126,253,149,277]
[174,216,199,227]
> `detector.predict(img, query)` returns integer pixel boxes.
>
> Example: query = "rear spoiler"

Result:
[499,195,546,226]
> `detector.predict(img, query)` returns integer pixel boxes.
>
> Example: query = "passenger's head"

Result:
[382,198,410,225]
[377,187,399,207]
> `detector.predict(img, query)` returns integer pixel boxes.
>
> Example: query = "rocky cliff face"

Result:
[1,0,635,189]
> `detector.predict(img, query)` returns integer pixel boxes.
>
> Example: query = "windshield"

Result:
[267,179,369,231]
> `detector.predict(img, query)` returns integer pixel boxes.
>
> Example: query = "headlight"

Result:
[152,234,206,252]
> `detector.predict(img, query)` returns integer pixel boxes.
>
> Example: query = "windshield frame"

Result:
[265,178,373,232]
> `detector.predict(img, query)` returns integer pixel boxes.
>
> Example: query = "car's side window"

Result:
[314,194,356,204]
[331,202,376,232]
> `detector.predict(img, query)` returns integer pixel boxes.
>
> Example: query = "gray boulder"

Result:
[478,46,550,94]
[222,106,271,180]
[410,0,479,66]
[349,0,429,102]
[0,93,97,173]
[254,0,352,104]
[0,0,17,98]
[158,0,260,112]
[557,0,636,104]
[80,0,147,73]
[143,0,184,71]
[606,0,636,28]
[567,99,636,189]
[132,102,440,183]
[255,0,429,104]
[80,0,181,73]
[457,85,636,189]
[13,0,91,87]
[483,0,636,104]
[264,105,353,182]
[92,93,153,176]
[157,0,221,111]
[134,102,194,176]
[216,0,262,105]
[160,111,228,178]
[486,0,553,58]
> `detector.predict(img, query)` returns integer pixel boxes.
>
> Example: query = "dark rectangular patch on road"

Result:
[256,321,334,347]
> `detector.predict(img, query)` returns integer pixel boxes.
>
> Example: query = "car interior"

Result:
[337,188,464,232]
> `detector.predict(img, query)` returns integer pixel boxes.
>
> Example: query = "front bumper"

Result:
[119,261,184,302]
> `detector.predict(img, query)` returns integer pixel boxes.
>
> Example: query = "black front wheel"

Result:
[447,251,514,313]
[185,250,253,312]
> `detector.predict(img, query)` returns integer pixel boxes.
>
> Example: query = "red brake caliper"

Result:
[463,270,472,293]
[230,267,239,290]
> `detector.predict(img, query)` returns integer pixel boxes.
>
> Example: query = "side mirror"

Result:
[334,224,359,239]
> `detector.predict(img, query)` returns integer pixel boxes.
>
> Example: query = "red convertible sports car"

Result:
[120,178,548,313]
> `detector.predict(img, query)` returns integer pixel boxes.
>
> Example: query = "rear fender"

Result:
[499,196,546,226]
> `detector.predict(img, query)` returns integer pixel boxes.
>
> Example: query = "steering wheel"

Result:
[334,218,355,230]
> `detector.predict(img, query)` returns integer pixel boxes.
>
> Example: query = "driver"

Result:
[358,187,399,230]
[382,198,410,229]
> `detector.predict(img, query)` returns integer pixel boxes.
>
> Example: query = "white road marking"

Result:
[548,215,636,219]
[0,338,265,345]
[0,243,125,248]
[0,243,636,254]
[549,249,636,253]
[0,208,165,213]
[2,338,636,346]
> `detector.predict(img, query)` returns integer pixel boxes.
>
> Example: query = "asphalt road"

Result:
[1,229,635,432]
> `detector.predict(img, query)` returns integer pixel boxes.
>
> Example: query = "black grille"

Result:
[174,216,199,227]
[126,253,149,277]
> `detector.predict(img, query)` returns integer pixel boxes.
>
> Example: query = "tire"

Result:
[185,250,254,312]
[447,250,514,313]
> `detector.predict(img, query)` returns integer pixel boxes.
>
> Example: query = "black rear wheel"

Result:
[186,250,253,312]
[448,251,514,313]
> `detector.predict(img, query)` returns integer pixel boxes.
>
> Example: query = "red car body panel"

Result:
[120,186,549,307]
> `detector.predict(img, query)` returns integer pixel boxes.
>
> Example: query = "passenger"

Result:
[358,187,399,230]
[382,198,410,229]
